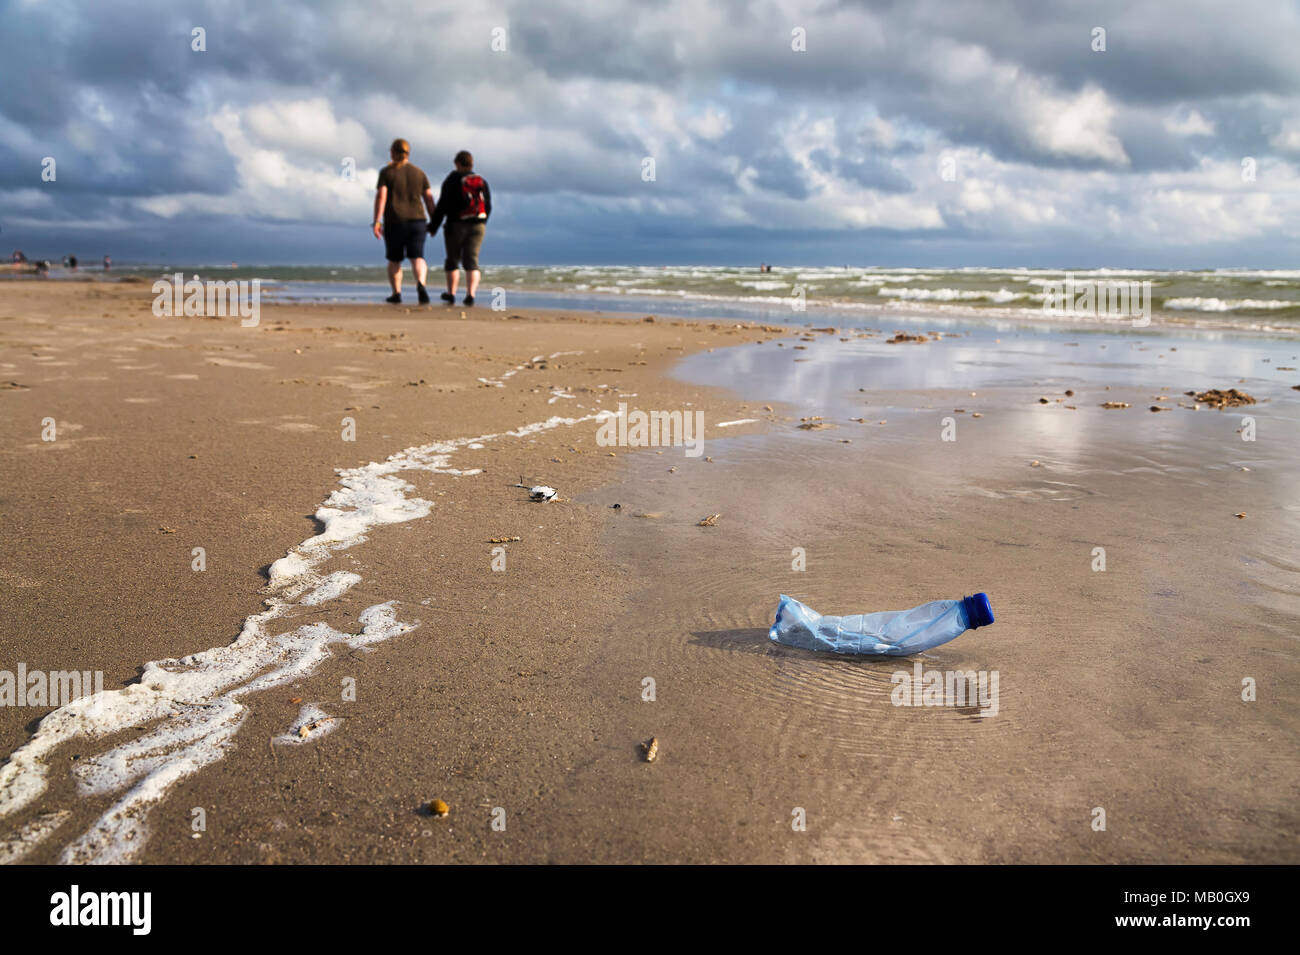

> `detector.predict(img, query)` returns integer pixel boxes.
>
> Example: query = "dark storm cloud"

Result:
[1,0,1298,264]
[810,150,915,194]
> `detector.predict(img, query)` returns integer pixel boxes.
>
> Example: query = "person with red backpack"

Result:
[429,151,491,306]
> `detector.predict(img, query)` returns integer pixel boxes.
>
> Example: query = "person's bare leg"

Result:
[412,258,430,303]
[467,269,481,298]
[388,261,401,295]
[446,269,460,296]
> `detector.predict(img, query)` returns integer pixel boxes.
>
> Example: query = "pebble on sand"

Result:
[797,417,833,430]
[1191,388,1256,409]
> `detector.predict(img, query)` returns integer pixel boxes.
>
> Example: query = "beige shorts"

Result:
[444,220,486,273]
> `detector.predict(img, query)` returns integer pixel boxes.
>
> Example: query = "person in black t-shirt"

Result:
[373,138,437,304]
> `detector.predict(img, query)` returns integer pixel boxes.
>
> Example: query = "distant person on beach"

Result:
[103,255,111,271]
[430,151,491,306]
[68,255,77,271]
[11,251,27,264]
[373,138,436,304]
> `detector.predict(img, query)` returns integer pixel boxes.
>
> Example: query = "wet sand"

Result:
[603,342,1300,862]
[0,280,1296,863]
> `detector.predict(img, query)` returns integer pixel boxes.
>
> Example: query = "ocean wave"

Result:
[588,285,796,306]
[877,286,1024,303]
[735,279,791,291]
[1163,297,1298,312]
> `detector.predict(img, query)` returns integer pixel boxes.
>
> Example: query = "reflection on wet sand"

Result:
[590,317,1299,862]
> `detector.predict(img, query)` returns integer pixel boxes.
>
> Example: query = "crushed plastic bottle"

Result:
[769,593,994,656]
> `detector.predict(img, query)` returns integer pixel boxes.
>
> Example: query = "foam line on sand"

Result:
[0,412,614,864]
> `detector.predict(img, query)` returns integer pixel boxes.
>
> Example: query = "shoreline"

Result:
[5,273,1299,337]
[276,286,1300,337]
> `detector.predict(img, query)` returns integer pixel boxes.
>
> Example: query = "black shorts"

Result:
[384,218,427,263]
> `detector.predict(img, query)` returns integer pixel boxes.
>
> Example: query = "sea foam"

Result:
[0,410,615,863]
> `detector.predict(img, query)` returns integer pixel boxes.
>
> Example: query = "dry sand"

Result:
[0,279,1296,864]
[0,280,772,863]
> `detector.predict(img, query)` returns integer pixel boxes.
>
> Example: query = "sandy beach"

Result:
[0,278,1297,864]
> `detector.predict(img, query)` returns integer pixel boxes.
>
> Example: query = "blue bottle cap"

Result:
[962,593,994,629]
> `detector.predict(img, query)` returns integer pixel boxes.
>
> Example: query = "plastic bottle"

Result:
[769,593,994,656]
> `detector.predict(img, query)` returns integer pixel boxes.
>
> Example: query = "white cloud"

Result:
[241,98,374,163]
[1269,117,1300,155]
[684,107,731,142]
[1019,84,1129,165]
[1165,108,1215,137]
[135,103,376,223]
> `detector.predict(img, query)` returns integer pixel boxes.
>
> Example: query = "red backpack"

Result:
[459,173,487,219]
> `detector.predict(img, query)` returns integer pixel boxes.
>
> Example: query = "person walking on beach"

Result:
[373,138,436,304]
[430,151,491,306]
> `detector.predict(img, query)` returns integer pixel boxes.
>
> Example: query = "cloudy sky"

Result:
[3,0,1299,267]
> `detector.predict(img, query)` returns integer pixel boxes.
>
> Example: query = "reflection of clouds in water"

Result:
[679,321,1300,405]
[673,321,1300,497]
